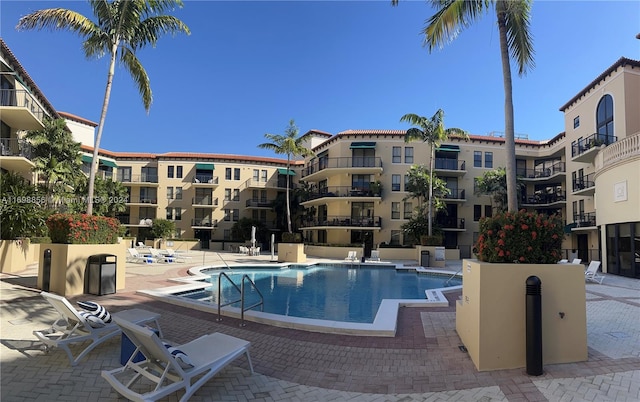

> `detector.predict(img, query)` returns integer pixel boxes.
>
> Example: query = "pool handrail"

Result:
[215,272,264,327]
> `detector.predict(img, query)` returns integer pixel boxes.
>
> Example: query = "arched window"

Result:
[596,95,614,143]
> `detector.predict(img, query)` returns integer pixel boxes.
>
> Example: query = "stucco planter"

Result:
[277,243,306,263]
[37,243,127,297]
[0,239,38,273]
[456,259,587,371]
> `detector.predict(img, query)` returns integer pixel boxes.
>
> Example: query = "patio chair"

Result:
[368,250,381,262]
[33,292,162,366]
[344,251,358,262]
[585,261,605,284]
[165,248,193,263]
[571,258,582,265]
[557,259,569,264]
[102,316,253,402]
[127,248,157,264]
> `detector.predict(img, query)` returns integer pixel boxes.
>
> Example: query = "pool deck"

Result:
[2,250,639,401]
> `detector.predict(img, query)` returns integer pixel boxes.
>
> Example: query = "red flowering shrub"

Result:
[474,210,564,263]
[46,214,120,244]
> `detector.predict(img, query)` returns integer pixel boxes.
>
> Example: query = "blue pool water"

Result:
[179,265,461,323]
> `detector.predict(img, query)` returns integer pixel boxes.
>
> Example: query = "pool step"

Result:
[424,289,448,307]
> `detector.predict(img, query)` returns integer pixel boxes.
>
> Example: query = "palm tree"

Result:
[17,0,190,215]
[400,109,467,237]
[393,0,534,212]
[258,120,314,234]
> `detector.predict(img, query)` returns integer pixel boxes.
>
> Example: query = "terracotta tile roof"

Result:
[301,129,333,138]
[559,57,640,112]
[58,111,98,127]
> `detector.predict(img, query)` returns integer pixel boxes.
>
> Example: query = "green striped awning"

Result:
[349,142,376,149]
[195,163,215,170]
[81,155,93,163]
[100,159,118,168]
[437,145,460,152]
[277,168,296,176]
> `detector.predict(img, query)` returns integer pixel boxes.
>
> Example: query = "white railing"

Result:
[595,132,640,171]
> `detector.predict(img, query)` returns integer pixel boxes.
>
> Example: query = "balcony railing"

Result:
[523,191,566,205]
[436,217,466,229]
[0,138,33,159]
[520,162,566,179]
[192,197,218,206]
[192,175,218,184]
[434,158,465,171]
[572,133,617,158]
[119,174,158,183]
[301,215,381,228]
[191,218,218,227]
[302,157,382,177]
[128,197,157,204]
[116,216,154,225]
[246,199,273,208]
[305,186,382,201]
[572,173,595,192]
[573,213,596,228]
[442,189,465,200]
[0,88,47,122]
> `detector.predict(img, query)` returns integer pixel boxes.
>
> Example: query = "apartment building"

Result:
[2,37,638,278]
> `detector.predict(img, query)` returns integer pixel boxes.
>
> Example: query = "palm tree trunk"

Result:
[286,156,292,233]
[497,2,518,213]
[428,142,434,237]
[87,41,118,215]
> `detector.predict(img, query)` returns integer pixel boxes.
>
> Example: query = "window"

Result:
[485,152,493,168]
[118,167,132,182]
[404,174,410,192]
[225,168,231,180]
[166,187,173,199]
[167,166,174,178]
[234,168,240,180]
[141,167,157,182]
[573,116,580,129]
[174,208,181,221]
[253,169,259,181]
[175,187,182,200]
[404,147,414,163]
[392,146,401,163]
[233,209,239,221]
[166,208,173,220]
[261,169,267,182]
[260,189,267,202]
[224,209,231,221]
[176,166,183,178]
[474,151,482,167]
[474,205,482,221]
[390,230,401,246]
[404,202,413,219]
[392,174,401,191]
[391,202,400,219]
[233,189,240,201]
[485,205,493,218]
[596,94,614,141]
[224,188,231,201]
[223,229,231,240]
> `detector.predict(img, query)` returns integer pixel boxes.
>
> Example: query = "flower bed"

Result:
[47,214,120,244]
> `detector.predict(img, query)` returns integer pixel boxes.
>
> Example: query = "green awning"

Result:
[100,159,118,168]
[277,168,296,176]
[437,145,460,152]
[349,142,376,149]
[81,155,93,163]
[195,163,215,170]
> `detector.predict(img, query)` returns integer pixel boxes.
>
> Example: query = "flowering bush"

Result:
[46,214,121,244]
[474,210,564,264]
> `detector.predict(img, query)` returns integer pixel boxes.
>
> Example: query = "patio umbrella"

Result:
[251,226,256,249]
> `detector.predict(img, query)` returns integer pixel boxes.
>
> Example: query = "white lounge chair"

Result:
[571,258,582,265]
[368,250,381,262]
[102,317,253,402]
[585,261,605,284]
[164,248,193,263]
[344,251,358,262]
[557,259,569,264]
[127,248,157,264]
[33,292,162,366]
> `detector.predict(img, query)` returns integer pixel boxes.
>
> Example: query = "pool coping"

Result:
[137,264,462,337]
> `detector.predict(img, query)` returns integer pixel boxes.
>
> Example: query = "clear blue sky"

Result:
[1,1,639,157]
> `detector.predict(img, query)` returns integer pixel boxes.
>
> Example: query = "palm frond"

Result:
[424,0,489,51]
[503,0,535,75]
[120,47,152,111]
[16,8,97,37]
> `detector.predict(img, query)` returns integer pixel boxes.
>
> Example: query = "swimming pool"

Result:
[174,264,462,324]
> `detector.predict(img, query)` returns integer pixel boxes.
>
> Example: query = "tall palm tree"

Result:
[400,109,467,236]
[17,0,190,215]
[258,120,314,234]
[393,0,534,212]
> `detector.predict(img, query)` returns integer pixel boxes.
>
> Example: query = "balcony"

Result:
[0,89,47,130]
[442,189,466,203]
[301,215,382,229]
[572,133,617,163]
[126,197,157,205]
[192,197,218,207]
[436,217,466,231]
[117,216,154,226]
[522,191,566,207]
[191,218,218,228]
[301,186,382,206]
[520,162,566,184]
[302,157,383,181]
[0,137,35,173]
[120,174,159,185]
[246,199,274,209]
[434,158,466,177]
[243,177,295,190]
[572,173,595,196]
[192,175,219,186]
[572,212,596,230]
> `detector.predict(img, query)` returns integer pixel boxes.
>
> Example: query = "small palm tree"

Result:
[258,120,314,234]
[393,0,534,212]
[17,0,190,215]
[400,109,467,236]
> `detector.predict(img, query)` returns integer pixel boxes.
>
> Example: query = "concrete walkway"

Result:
[1,251,639,401]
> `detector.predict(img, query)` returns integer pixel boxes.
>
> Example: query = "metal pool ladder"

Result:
[215,272,264,327]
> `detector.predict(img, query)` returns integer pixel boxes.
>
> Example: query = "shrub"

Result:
[46,213,120,244]
[282,232,302,243]
[474,210,564,264]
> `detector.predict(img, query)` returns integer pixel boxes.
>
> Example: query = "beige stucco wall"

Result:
[278,243,306,263]
[0,239,39,273]
[36,243,127,297]
[456,259,587,371]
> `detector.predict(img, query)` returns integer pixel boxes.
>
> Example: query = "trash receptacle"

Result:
[421,250,430,267]
[87,254,117,295]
